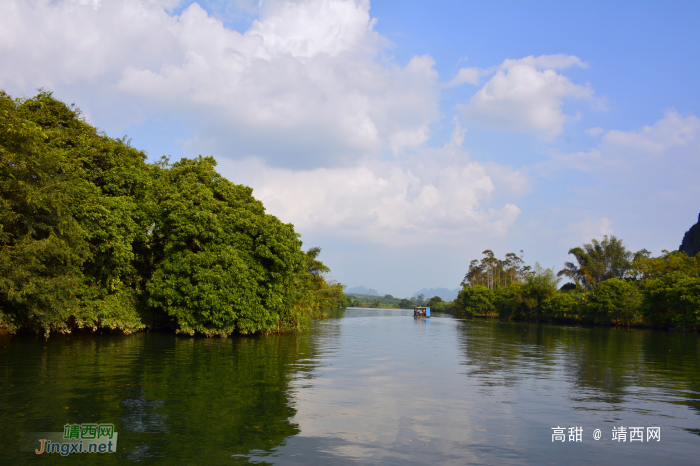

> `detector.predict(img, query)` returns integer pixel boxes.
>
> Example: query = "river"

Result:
[1,308,698,465]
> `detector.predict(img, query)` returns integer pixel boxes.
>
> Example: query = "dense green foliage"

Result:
[584,278,641,325]
[452,244,700,331]
[346,293,403,308]
[0,91,344,336]
[541,292,579,322]
[454,285,494,316]
[557,235,648,290]
[461,250,528,288]
[642,272,700,330]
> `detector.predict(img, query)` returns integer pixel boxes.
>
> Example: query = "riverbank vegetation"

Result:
[0,91,346,336]
[452,237,700,331]
[345,292,449,311]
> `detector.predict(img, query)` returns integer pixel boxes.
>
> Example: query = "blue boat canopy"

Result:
[413,307,430,318]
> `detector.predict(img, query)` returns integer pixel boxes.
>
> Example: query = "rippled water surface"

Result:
[1,308,699,465]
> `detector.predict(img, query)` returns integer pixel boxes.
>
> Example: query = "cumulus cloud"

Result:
[551,110,700,173]
[444,67,493,87]
[444,53,584,89]
[585,127,605,138]
[460,54,596,140]
[602,110,700,155]
[0,0,528,249]
[0,0,440,168]
[217,156,521,245]
[569,217,614,243]
[499,54,587,71]
[446,116,466,150]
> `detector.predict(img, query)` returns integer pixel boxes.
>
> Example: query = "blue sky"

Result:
[1,0,698,298]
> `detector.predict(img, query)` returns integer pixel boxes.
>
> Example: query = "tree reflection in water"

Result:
[0,330,319,465]
[457,320,700,419]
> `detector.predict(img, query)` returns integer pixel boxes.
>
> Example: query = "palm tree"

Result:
[557,235,639,290]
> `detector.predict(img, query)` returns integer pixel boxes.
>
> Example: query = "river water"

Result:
[1,308,699,465]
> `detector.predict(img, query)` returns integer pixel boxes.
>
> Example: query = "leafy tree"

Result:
[454,285,495,316]
[398,298,412,309]
[301,246,346,313]
[542,292,579,322]
[1,90,337,336]
[583,278,641,325]
[510,263,560,321]
[371,298,381,308]
[557,235,645,290]
[428,300,453,313]
[642,272,700,330]
[461,250,526,289]
[0,90,149,335]
[493,285,521,319]
[631,250,699,329]
[305,246,330,278]
[631,249,700,280]
[427,295,442,307]
[146,156,313,335]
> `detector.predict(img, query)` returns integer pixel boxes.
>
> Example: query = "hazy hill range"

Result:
[680,213,700,257]
[347,286,378,295]
[412,287,461,302]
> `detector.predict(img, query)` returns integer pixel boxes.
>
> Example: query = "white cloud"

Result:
[460,55,595,140]
[585,127,604,138]
[602,110,700,155]
[0,0,440,168]
[446,116,466,149]
[569,217,614,243]
[550,110,700,174]
[249,0,377,58]
[217,156,521,245]
[499,54,587,71]
[0,0,179,87]
[545,148,603,172]
[388,125,430,156]
[483,162,531,196]
[444,66,493,87]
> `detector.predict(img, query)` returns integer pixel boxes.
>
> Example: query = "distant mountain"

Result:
[412,287,461,302]
[680,213,700,257]
[347,286,378,295]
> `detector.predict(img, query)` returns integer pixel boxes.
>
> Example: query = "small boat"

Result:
[413,306,430,318]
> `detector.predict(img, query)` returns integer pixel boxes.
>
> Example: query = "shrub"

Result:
[430,301,454,313]
[542,292,579,322]
[583,278,641,325]
[642,272,700,330]
[454,285,495,316]
[493,285,521,320]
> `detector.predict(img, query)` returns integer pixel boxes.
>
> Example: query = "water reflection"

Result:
[456,321,700,410]
[0,331,318,465]
[2,310,699,465]
[455,318,700,463]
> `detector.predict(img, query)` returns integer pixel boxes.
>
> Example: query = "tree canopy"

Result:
[0,90,343,336]
[557,235,648,290]
[456,241,699,330]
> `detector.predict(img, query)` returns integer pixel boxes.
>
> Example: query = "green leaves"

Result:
[455,285,495,316]
[557,235,643,289]
[0,91,92,334]
[642,272,700,330]
[542,292,579,321]
[583,278,641,325]
[1,91,332,336]
[144,156,315,336]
